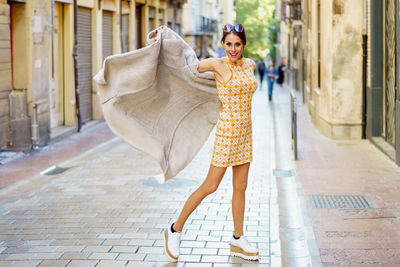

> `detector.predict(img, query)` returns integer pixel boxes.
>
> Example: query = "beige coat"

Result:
[93,27,220,182]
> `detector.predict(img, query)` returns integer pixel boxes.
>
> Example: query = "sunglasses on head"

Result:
[223,24,245,33]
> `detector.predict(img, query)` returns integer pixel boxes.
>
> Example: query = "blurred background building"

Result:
[0,0,187,152]
[276,0,400,166]
[182,0,235,58]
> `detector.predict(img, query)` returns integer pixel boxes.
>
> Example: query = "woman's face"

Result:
[223,33,244,63]
[269,61,274,67]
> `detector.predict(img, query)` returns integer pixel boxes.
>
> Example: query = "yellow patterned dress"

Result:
[211,57,257,167]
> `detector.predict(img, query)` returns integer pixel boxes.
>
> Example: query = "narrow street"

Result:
[2,0,400,266]
[0,81,277,267]
[1,79,400,266]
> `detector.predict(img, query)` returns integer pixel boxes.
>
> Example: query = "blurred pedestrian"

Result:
[277,57,286,85]
[265,60,277,101]
[258,60,266,87]
[159,24,259,262]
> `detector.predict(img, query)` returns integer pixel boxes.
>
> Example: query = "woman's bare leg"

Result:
[173,165,227,232]
[232,163,250,237]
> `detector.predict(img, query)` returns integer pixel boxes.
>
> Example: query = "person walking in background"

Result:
[258,60,266,88]
[265,60,277,101]
[277,57,286,85]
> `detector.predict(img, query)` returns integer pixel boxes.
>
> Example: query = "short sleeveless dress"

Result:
[211,57,257,167]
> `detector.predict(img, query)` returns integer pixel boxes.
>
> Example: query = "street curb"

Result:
[272,85,322,267]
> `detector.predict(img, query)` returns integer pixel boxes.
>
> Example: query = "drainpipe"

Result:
[120,0,123,52]
[73,0,82,132]
[50,0,54,78]
[31,104,39,149]
[362,0,367,139]
[9,2,14,89]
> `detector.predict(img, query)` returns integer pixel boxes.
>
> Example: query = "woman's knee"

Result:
[200,183,219,195]
[233,180,247,192]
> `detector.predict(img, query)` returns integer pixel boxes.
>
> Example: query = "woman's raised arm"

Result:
[198,58,218,73]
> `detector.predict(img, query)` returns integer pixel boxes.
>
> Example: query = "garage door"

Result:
[103,11,113,60]
[121,14,129,53]
[77,7,92,124]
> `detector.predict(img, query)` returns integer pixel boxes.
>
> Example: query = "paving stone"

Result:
[75,239,103,246]
[127,239,155,246]
[1,246,30,254]
[196,235,221,242]
[218,248,230,255]
[101,239,130,246]
[109,245,138,253]
[125,262,184,267]
[191,248,218,255]
[37,259,70,267]
[121,233,148,239]
[200,255,229,263]
[82,246,111,253]
[0,260,42,267]
[177,254,202,262]
[66,260,99,267]
[96,234,122,239]
[95,260,127,267]
[55,246,85,252]
[87,252,118,260]
[205,242,229,249]
[184,263,213,267]
[60,252,91,260]
[116,253,146,261]
[50,240,78,246]
[143,253,170,262]
[6,252,63,260]
[137,246,164,254]
[125,218,147,223]
[180,241,206,248]
[212,264,242,267]
[28,246,59,253]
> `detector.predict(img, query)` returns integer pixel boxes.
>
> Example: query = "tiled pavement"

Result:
[0,87,275,266]
[293,88,400,265]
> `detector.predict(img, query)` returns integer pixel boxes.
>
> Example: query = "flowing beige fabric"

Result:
[93,27,220,182]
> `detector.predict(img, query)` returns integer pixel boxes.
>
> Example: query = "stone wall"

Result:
[0,3,11,148]
[313,0,364,139]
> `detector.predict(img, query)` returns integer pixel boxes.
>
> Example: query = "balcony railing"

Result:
[200,16,218,33]
[283,0,301,21]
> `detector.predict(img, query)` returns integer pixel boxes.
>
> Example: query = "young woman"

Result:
[163,24,259,262]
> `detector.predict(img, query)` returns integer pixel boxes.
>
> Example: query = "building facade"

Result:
[278,0,400,165]
[0,0,184,152]
[182,0,219,58]
[216,0,236,51]
[275,0,303,93]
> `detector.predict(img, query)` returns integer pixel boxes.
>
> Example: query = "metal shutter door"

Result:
[77,7,92,123]
[384,0,396,145]
[135,5,142,48]
[121,14,129,53]
[103,11,113,60]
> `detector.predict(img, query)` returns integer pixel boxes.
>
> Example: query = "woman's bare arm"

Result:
[198,58,218,73]
[198,58,231,83]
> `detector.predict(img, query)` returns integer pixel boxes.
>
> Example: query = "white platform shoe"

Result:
[230,235,259,261]
[163,224,181,262]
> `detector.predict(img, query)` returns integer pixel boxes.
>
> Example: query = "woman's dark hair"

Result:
[221,27,247,45]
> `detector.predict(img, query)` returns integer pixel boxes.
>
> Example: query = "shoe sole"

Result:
[230,245,259,261]
[163,229,178,262]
